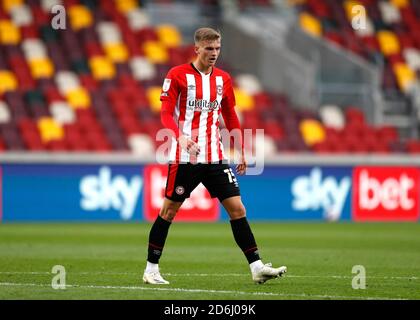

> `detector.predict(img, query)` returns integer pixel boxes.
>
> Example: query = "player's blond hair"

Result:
[194,27,221,43]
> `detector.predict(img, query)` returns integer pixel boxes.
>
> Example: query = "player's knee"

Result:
[159,205,178,222]
[229,203,246,219]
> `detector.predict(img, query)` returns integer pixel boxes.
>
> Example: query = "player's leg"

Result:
[143,198,183,284]
[222,196,287,284]
[203,163,287,284]
[143,163,200,284]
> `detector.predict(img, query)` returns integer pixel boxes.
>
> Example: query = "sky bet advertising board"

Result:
[0,164,418,222]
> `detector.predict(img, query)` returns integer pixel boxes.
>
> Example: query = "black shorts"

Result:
[165,162,241,202]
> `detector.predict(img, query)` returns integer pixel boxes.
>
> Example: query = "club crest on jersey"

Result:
[217,85,223,95]
[175,186,185,195]
[162,78,171,92]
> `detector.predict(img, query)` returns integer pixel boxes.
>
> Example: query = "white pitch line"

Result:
[0,282,406,300]
[0,271,418,281]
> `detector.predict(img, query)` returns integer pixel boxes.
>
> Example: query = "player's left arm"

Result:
[221,76,246,175]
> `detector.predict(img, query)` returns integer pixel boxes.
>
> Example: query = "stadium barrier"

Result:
[1,153,419,223]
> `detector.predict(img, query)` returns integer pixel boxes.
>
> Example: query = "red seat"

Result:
[47,140,69,152]
[253,92,273,110]
[376,125,399,143]
[406,139,420,153]
[345,107,365,124]
[20,25,39,39]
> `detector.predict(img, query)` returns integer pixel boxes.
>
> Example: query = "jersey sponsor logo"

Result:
[291,167,351,221]
[162,78,171,92]
[79,166,142,220]
[352,167,419,221]
[187,99,220,112]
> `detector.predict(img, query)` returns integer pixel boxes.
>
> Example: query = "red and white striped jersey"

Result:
[160,63,237,163]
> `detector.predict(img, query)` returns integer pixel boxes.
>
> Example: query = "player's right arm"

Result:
[160,69,200,156]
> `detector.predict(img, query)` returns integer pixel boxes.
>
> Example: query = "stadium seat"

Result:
[0,101,11,123]
[126,8,150,31]
[68,5,93,30]
[50,101,76,124]
[0,70,18,94]
[377,30,401,56]
[10,4,33,27]
[406,139,420,153]
[56,71,81,95]
[378,1,402,24]
[233,88,255,111]
[319,104,345,129]
[143,41,169,64]
[299,119,326,146]
[345,107,365,124]
[128,133,156,156]
[37,116,64,143]
[89,56,116,80]
[299,12,322,37]
[65,87,91,109]
[130,56,157,81]
[156,24,182,48]
[147,86,163,113]
[403,48,420,71]
[0,19,21,45]
[28,58,54,78]
[236,74,263,95]
[393,62,416,92]
[390,0,409,9]
[115,0,138,13]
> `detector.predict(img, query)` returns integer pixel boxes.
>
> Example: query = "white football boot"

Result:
[252,263,287,284]
[142,271,170,285]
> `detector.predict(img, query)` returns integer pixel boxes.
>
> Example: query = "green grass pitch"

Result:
[0,222,419,300]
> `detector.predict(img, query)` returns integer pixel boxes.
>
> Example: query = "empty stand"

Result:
[0,0,418,155]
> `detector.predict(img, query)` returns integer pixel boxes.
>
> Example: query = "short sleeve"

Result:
[160,68,179,104]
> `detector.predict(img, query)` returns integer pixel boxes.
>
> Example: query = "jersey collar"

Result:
[190,62,213,76]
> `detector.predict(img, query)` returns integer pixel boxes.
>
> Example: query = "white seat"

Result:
[378,1,401,25]
[0,101,11,124]
[236,73,262,95]
[128,134,156,157]
[319,104,345,129]
[97,22,122,45]
[50,101,75,124]
[10,4,33,27]
[41,0,62,12]
[403,48,420,71]
[130,56,156,81]
[55,71,80,95]
[126,8,150,31]
[22,39,48,61]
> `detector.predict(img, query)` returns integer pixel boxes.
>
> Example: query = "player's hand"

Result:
[235,156,247,175]
[178,135,200,156]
